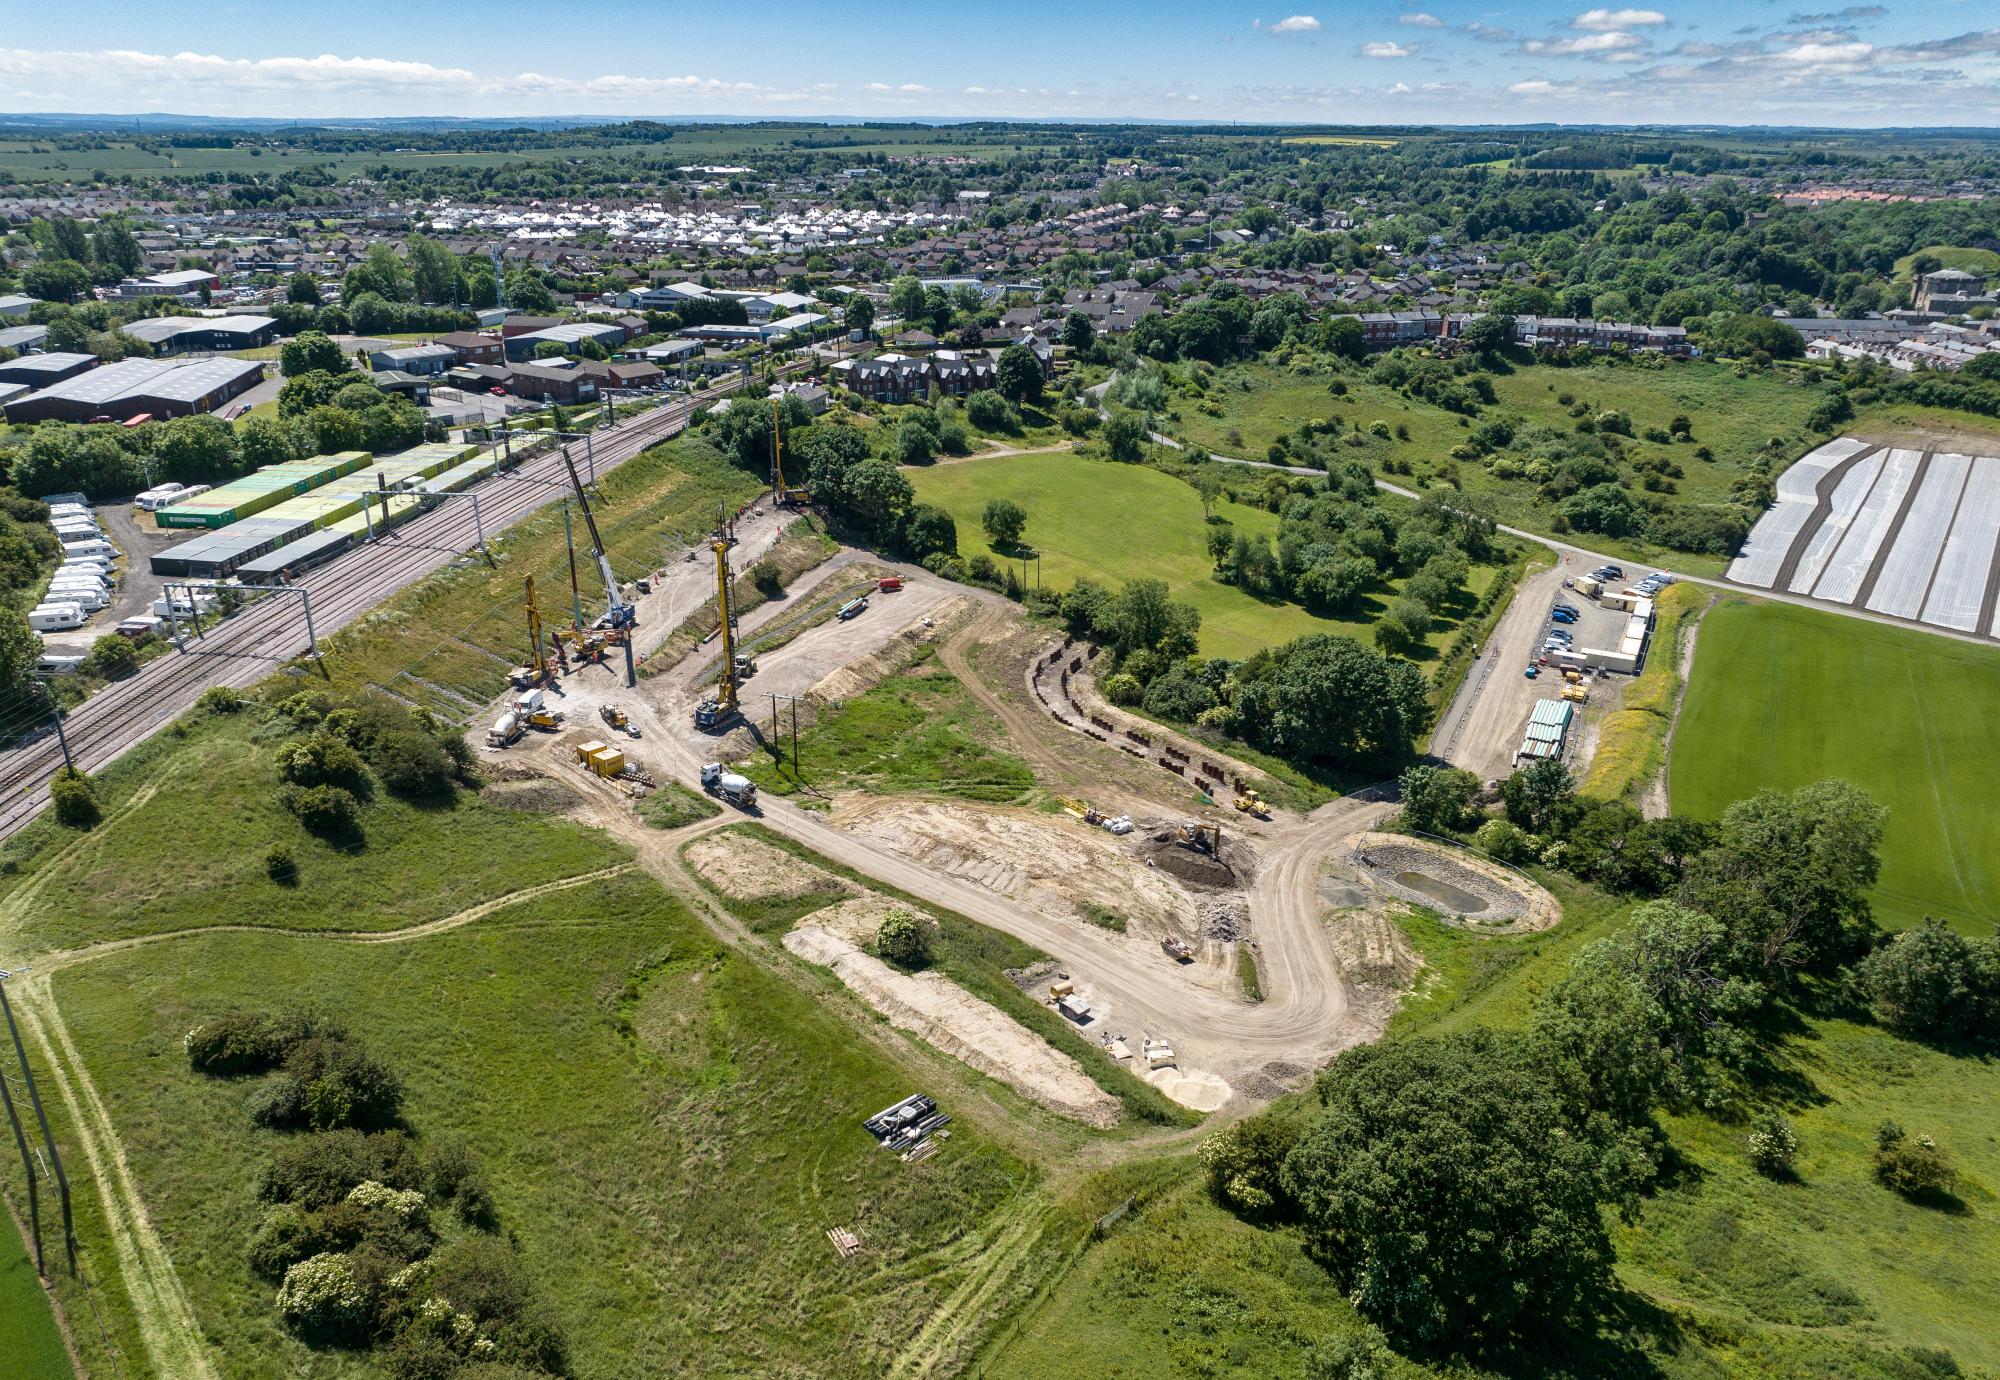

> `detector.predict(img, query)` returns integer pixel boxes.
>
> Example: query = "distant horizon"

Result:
[4,1,1999,125]
[4,110,2000,137]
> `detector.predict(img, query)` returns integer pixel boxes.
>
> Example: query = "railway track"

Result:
[0,368,781,838]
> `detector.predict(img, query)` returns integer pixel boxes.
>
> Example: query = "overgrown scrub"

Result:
[190,1006,564,1372]
[49,765,101,828]
[1873,1123,1958,1203]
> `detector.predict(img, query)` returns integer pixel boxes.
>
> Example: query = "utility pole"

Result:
[0,972,74,1274]
[770,693,801,778]
[37,684,72,773]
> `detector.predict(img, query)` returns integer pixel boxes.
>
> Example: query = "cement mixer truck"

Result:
[699,762,758,809]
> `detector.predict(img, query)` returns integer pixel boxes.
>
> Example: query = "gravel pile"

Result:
[1200,899,1250,941]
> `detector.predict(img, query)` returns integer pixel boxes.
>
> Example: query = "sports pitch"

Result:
[1669,597,2000,934]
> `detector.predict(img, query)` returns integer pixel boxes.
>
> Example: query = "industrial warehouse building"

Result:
[502,321,628,361]
[0,357,266,424]
[151,444,483,577]
[0,352,98,388]
[120,314,279,355]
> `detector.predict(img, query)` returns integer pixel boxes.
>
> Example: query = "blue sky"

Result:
[1,1,1996,125]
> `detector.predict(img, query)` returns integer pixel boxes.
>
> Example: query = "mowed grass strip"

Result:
[49,870,1031,1380]
[1669,597,2000,933]
[0,1210,71,1380]
[908,450,1490,660]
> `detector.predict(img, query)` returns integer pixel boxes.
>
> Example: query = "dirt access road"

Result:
[537,594,1396,1100]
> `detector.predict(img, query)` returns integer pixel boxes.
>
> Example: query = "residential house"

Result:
[434,331,505,367]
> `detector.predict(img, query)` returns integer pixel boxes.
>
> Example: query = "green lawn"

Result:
[48,869,1033,1380]
[908,450,1495,660]
[1670,598,2000,934]
[0,1211,70,1380]
[1169,358,1828,576]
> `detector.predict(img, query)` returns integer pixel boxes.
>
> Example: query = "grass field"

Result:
[45,868,1034,1379]
[0,709,630,957]
[1891,244,2000,285]
[908,451,1497,660]
[0,1210,70,1380]
[1168,358,1828,576]
[746,645,1037,805]
[1669,598,2000,934]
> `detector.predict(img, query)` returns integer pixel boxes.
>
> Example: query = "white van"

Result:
[152,593,216,618]
[61,540,115,560]
[35,653,87,676]
[58,556,111,573]
[29,603,85,631]
[52,524,100,542]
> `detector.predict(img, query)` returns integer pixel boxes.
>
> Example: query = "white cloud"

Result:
[1777,39,1875,64]
[1360,40,1416,57]
[1262,15,1322,32]
[897,83,931,93]
[1573,8,1667,29]
[1387,81,1413,92]
[1524,31,1644,53]
[1400,12,1445,26]
[1509,78,1560,92]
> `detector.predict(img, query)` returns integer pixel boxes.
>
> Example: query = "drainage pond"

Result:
[1395,871,1489,914]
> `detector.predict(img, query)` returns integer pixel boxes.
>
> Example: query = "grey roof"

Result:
[12,357,262,407]
[122,314,277,345]
[0,324,49,351]
[372,344,456,363]
[0,351,95,377]
[515,322,624,345]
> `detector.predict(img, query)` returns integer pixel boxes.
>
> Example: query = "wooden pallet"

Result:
[826,1227,862,1258]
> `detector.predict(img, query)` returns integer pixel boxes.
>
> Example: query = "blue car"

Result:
[1550,608,1579,624]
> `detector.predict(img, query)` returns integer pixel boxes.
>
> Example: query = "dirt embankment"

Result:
[831,796,1207,942]
[1348,830,1561,934]
[684,831,851,902]
[784,918,1121,1127]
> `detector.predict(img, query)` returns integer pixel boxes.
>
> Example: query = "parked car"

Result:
[1550,608,1579,624]
[1524,664,1540,679]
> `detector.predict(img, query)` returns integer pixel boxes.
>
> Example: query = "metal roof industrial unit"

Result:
[121,314,278,346]
[0,352,98,387]
[1,356,266,424]
[1515,698,1575,768]
[156,452,370,528]
[234,528,352,583]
